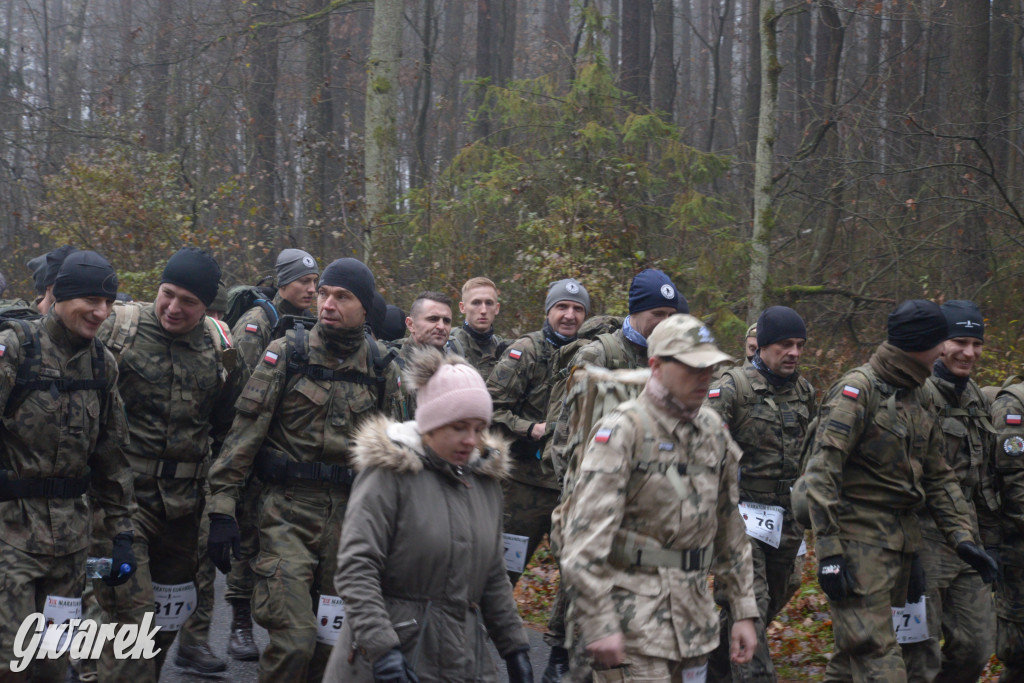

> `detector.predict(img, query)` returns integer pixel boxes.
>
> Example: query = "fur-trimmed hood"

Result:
[352,415,511,479]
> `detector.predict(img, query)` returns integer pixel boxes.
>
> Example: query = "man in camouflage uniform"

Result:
[745,323,758,361]
[488,277,590,587]
[992,368,1024,681]
[93,247,240,682]
[0,251,136,682]
[799,299,998,682]
[900,300,998,682]
[395,291,454,416]
[559,313,758,681]
[448,276,507,379]
[206,258,401,683]
[542,268,682,683]
[706,306,815,683]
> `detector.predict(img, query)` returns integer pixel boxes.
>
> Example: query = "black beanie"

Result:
[367,291,387,338]
[42,246,78,292]
[887,299,948,351]
[942,300,984,341]
[27,254,48,295]
[629,269,682,314]
[756,306,807,347]
[160,247,221,307]
[382,305,407,342]
[53,251,119,302]
[319,258,376,314]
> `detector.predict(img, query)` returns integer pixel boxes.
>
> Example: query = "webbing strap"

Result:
[0,470,90,500]
[125,455,210,480]
[609,529,711,572]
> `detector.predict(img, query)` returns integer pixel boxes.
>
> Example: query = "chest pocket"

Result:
[330,384,375,429]
[122,344,169,385]
[280,376,330,432]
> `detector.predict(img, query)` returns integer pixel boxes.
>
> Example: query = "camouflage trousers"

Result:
[93,503,201,683]
[708,512,805,683]
[591,654,707,682]
[0,543,87,682]
[825,540,913,683]
[251,482,347,683]
[995,560,1024,682]
[501,478,561,586]
[177,510,217,648]
[901,537,993,683]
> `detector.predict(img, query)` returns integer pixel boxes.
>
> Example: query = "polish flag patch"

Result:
[508,348,522,360]
[841,385,860,399]
[245,323,259,334]
[594,428,612,444]
[263,351,279,366]
[708,388,721,398]
[1008,414,1022,425]
[0,344,5,357]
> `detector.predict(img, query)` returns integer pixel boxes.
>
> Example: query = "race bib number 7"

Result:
[738,502,784,548]
[892,597,928,644]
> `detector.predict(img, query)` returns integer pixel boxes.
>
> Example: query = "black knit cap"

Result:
[319,258,376,313]
[756,306,807,347]
[27,254,48,295]
[41,246,78,293]
[382,305,407,343]
[942,300,984,341]
[53,250,119,302]
[160,247,221,307]
[887,299,948,351]
[367,291,387,338]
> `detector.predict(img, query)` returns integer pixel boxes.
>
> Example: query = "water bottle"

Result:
[86,557,131,580]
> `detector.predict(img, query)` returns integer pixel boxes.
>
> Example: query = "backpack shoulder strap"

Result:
[106,302,143,360]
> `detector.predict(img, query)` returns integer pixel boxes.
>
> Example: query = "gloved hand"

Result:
[817,554,854,602]
[103,532,137,587]
[906,552,926,603]
[372,648,419,683]
[505,648,534,683]
[957,541,999,584]
[207,513,241,575]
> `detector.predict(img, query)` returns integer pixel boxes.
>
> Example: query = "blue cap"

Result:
[629,269,682,314]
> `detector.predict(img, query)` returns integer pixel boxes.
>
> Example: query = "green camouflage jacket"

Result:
[560,389,756,659]
[993,383,1024,565]
[97,304,239,521]
[447,325,507,381]
[207,324,402,516]
[0,315,134,554]
[802,344,975,560]
[231,294,309,377]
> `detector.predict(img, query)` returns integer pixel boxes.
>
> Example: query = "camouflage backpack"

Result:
[548,364,650,557]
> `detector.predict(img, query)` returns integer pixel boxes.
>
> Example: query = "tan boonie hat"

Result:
[647,314,734,369]
[745,322,758,338]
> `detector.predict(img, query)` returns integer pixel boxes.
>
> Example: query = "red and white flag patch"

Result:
[841,385,860,399]
[508,348,522,360]
[245,323,259,334]
[263,350,279,366]
[708,388,721,398]
[1008,414,1022,425]
[0,344,6,357]
[594,428,612,444]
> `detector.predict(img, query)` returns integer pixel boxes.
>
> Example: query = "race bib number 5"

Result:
[738,501,784,548]
[316,595,346,645]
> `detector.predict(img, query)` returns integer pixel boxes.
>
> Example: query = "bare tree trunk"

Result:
[364,0,403,260]
[989,0,1014,179]
[620,0,651,107]
[249,0,280,245]
[304,0,333,250]
[705,0,730,151]
[142,0,173,152]
[652,0,675,118]
[740,0,760,161]
[439,0,466,163]
[793,0,809,134]
[748,0,779,320]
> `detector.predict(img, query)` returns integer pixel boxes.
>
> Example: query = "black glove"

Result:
[505,648,534,683]
[957,541,999,584]
[817,554,854,602]
[207,513,241,575]
[103,532,137,587]
[372,648,419,683]
[906,552,926,603]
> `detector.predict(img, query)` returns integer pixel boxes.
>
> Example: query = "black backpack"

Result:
[224,281,278,331]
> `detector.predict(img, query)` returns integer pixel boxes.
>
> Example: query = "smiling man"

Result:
[902,300,998,683]
[448,277,507,379]
[706,306,816,683]
[206,257,401,682]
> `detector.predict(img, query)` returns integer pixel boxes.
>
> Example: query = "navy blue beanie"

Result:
[319,258,376,314]
[942,300,984,341]
[756,306,807,347]
[629,269,683,314]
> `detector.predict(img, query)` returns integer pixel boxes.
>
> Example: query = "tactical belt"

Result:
[256,447,355,487]
[740,477,795,495]
[610,529,712,572]
[126,455,210,480]
[0,471,90,501]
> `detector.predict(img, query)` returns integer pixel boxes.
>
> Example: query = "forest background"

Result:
[2,0,1024,386]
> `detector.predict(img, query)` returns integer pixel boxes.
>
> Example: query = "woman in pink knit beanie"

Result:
[325,347,535,683]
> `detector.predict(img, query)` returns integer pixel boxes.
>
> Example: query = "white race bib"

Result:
[42,595,83,653]
[152,582,196,631]
[892,597,928,644]
[503,533,530,574]
[316,594,346,645]
[682,662,707,682]
[797,539,807,557]
[738,502,784,548]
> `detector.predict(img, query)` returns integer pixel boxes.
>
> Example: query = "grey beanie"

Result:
[276,249,319,287]
[545,278,590,314]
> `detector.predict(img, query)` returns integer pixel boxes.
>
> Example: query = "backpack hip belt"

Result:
[256,446,355,487]
[609,529,711,572]
[0,470,90,501]
[740,477,795,495]
[126,454,210,480]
